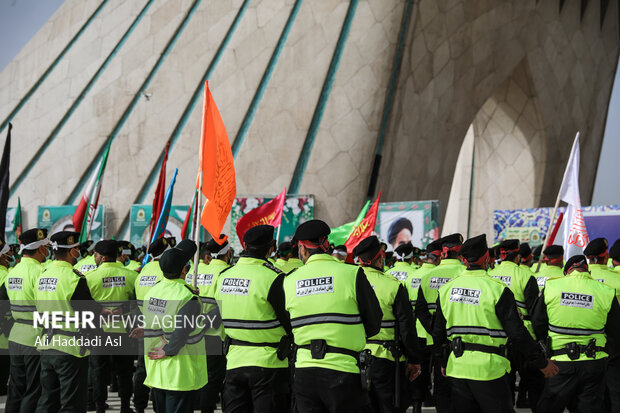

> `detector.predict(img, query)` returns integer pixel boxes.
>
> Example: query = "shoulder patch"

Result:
[263,261,283,274]
[218,265,235,275]
[73,269,85,278]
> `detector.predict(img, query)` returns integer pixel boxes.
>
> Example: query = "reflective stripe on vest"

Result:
[548,324,605,336]
[290,313,361,328]
[222,319,281,330]
[447,326,508,338]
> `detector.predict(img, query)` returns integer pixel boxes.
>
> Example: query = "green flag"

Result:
[328,200,370,246]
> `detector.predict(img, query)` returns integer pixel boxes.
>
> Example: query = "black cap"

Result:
[206,235,229,254]
[610,239,620,261]
[278,241,293,255]
[584,238,608,256]
[79,240,94,254]
[19,228,48,245]
[159,247,193,278]
[394,242,414,258]
[460,234,488,262]
[176,239,198,258]
[95,240,118,257]
[543,245,564,257]
[353,236,382,261]
[519,243,532,258]
[294,220,331,241]
[532,245,543,259]
[439,233,463,248]
[564,255,588,274]
[50,231,80,248]
[426,240,442,256]
[148,237,172,257]
[119,241,135,255]
[388,218,413,244]
[499,239,520,251]
[243,225,274,247]
[333,244,347,252]
[412,246,422,257]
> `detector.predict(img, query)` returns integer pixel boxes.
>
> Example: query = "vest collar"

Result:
[210,259,229,266]
[363,266,384,276]
[588,264,607,271]
[289,258,303,265]
[393,261,410,269]
[420,263,436,269]
[461,269,489,277]
[237,256,269,265]
[439,258,462,267]
[305,253,338,265]
[566,271,593,279]
[498,260,518,268]
[20,256,41,265]
[161,277,186,285]
[99,262,120,269]
[51,260,75,269]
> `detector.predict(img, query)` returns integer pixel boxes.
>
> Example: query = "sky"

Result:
[0,0,619,206]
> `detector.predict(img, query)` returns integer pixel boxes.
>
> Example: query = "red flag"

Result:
[199,81,236,244]
[235,189,286,248]
[345,192,381,254]
[150,141,170,239]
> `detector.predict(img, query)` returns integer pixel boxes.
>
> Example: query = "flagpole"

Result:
[276,223,282,245]
[192,172,203,290]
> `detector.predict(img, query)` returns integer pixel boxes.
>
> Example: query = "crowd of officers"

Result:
[1,220,620,413]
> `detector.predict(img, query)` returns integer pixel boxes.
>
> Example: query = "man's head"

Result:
[498,239,520,263]
[19,228,51,262]
[243,226,275,259]
[610,239,620,267]
[532,244,543,262]
[388,218,413,249]
[331,244,347,261]
[277,241,293,260]
[160,239,197,279]
[460,234,490,270]
[542,245,564,267]
[353,236,384,270]
[79,240,94,259]
[584,238,609,265]
[117,241,135,265]
[425,240,442,265]
[94,240,119,266]
[520,243,533,266]
[0,239,11,268]
[293,220,331,263]
[50,231,81,266]
[439,233,463,260]
[205,235,233,264]
[564,255,589,275]
[394,242,415,264]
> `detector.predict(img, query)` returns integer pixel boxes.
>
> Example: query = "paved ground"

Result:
[0,393,539,412]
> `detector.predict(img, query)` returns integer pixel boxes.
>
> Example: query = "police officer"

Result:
[193,236,232,413]
[5,228,50,412]
[387,242,417,283]
[432,234,558,413]
[75,240,97,273]
[35,231,98,412]
[0,238,14,395]
[86,240,137,413]
[520,243,533,267]
[331,244,348,262]
[611,239,620,273]
[353,236,421,412]
[142,239,207,412]
[406,240,441,413]
[117,241,140,271]
[213,225,291,412]
[283,219,382,412]
[535,245,564,289]
[132,236,175,413]
[583,238,620,412]
[532,255,620,412]
[488,239,541,408]
[415,233,464,412]
[274,241,303,273]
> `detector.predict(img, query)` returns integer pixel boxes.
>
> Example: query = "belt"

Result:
[550,345,606,357]
[296,343,360,362]
[229,338,279,348]
[452,341,507,357]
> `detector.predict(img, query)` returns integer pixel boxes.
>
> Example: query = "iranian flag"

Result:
[73,143,110,242]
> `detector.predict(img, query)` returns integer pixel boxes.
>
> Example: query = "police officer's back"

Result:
[74,240,96,273]
[433,234,557,413]
[415,233,464,413]
[532,255,620,412]
[274,241,303,273]
[386,242,417,284]
[354,236,421,413]
[86,240,137,413]
[610,239,620,274]
[35,231,98,412]
[283,220,382,413]
[534,245,564,289]
[214,225,291,413]
[5,228,50,412]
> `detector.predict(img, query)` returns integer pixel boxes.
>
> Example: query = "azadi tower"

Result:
[0,0,618,239]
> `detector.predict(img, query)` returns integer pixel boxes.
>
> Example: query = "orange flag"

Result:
[198,81,236,244]
[345,191,381,254]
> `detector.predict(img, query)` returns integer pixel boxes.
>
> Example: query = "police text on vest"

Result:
[560,292,594,309]
[221,278,251,295]
[449,287,481,305]
[296,277,334,296]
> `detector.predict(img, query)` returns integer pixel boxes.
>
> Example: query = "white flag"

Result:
[559,133,589,260]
